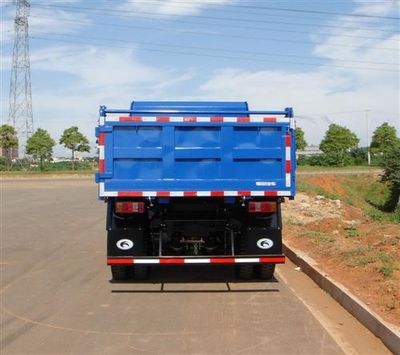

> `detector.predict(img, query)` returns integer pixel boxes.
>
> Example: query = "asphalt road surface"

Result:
[1,178,389,354]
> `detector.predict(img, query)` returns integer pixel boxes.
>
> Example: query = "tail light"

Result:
[115,201,145,214]
[248,201,276,213]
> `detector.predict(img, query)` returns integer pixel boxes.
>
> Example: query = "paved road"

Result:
[1,179,389,354]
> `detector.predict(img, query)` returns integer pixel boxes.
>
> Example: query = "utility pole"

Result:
[365,109,371,166]
[8,0,33,157]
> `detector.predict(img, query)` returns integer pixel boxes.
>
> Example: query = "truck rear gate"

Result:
[96,101,296,280]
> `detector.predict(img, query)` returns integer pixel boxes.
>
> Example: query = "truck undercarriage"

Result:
[106,197,285,280]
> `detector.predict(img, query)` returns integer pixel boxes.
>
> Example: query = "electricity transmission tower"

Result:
[8,0,33,155]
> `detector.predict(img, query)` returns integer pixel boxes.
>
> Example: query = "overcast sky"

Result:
[1,0,399,156]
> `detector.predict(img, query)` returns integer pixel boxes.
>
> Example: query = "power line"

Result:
[30,5,399,51]
[111,0,400,20]
[95,0,400,25]
[29,15,399,67]
[199,1,400,20]
[29,13,399,43]
[32,3,399,36]
[30,34,399,72]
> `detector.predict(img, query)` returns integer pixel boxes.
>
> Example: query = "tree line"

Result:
[295,122,399,167]
[0,125,90,171]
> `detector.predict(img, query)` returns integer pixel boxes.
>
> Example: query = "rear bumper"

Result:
[107,255,285,265]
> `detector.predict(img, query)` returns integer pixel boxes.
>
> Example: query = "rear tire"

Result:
[237,264,254,279]
[111,265,130,281]
[236,231,255,279]
[132,265,149,280]
[259,264,275,280]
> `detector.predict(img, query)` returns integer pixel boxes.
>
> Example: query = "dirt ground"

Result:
[282,191,400,327]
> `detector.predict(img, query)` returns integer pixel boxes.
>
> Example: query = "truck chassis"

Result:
[106,197,285,280]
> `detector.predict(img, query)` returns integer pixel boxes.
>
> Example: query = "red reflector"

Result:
[248,202,276,213]
[115,201,145,214]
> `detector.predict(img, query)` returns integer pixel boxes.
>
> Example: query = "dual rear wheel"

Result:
[111,265,149,281]
[237,264,275,280]
[237,233,276,280]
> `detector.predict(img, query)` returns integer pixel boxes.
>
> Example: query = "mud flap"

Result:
[242,227,282,255]
[107,228,146,257]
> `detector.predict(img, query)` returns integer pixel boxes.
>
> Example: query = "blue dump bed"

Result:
[96,101,296,198]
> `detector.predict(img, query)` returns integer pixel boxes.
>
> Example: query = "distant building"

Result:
[297,145,322,157]
[52,157,71,163]
[52,155,85,163]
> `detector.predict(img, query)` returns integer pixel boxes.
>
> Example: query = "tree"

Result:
[350,147,368,166]
[370,123,399,157]
[381,144,400,213]
[295,127,307,151]
[0,124,18,170]
[319,124,359,166]
[26,128,55,171]
[59,127,90,170]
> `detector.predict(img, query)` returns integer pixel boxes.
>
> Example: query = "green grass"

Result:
[377,251,394,264]
[301,231,336,252]
[340,247,396,276]
[378,265,395,278]
[367,208,400,224]
[340,246,371,258]
[344,225,359,238]
[350,255,378,267]
[340,246,372,266]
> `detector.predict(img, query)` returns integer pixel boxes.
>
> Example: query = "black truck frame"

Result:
[106,196,285,280]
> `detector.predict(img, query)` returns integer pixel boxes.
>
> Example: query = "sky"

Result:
[1,0,399,157]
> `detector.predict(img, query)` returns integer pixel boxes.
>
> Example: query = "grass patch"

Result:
[340,246,370,258]
[379,265,395,278]
[377,252,394,264]
[340,246,376,266]
[340,249,396,278]
[350,255,378,267]
[340,246,376,267]
[301,231,336,253]
[340,247,396,274]
[367,209,400,224]
[366,181,391,207]
[344,225,359,238]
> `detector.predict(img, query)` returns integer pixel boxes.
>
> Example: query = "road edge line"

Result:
[283,242,400,355]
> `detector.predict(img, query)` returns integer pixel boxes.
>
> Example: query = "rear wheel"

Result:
[132,265,149,280]
[237,264,255,279]
[236,234,255,279]
[259,264,275,280]
[111,265,130,281]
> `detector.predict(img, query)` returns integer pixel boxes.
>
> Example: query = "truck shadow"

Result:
[110,265,280,293]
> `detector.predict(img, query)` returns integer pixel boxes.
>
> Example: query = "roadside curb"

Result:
[283,242,400,355]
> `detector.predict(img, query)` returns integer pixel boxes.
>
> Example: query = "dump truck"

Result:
[96,101,296,280]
